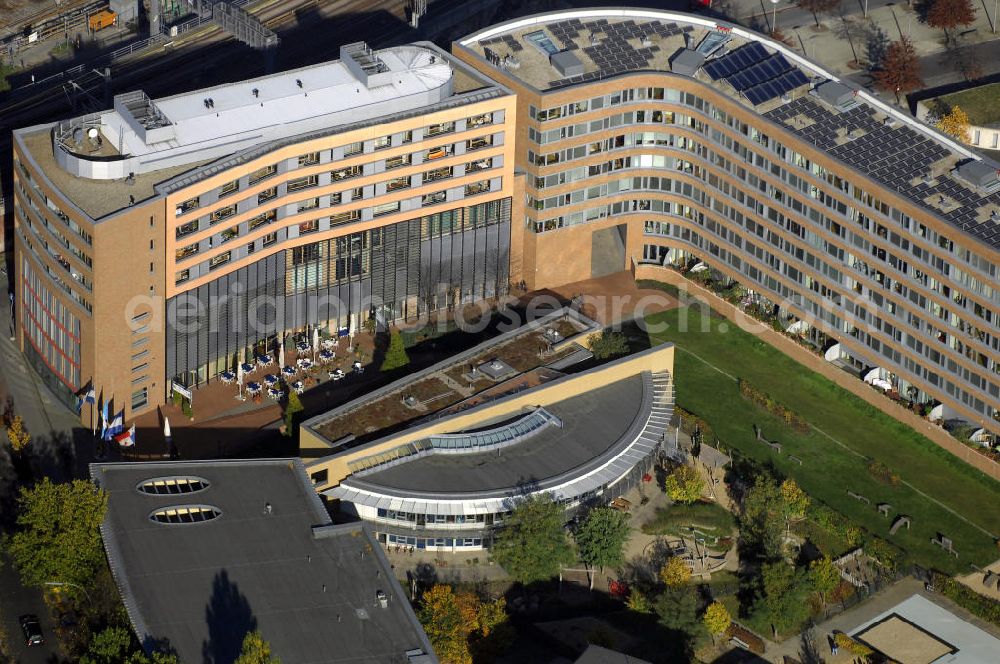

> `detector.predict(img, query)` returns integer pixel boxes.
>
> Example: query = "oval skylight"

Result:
[136,476,210,495]
[149,505,221,525]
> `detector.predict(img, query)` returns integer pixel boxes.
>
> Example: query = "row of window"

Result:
[173,113,497,214]
[526,84,997,294]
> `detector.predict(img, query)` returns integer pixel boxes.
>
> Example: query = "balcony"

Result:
[176,220,199,238]
[331,165,362,182]
[176,243,199,261]
[468,112,493,129]
[424,166,452,183]
[257,187,277,205]
[466,135,493,152]
[248,164,277,185]
[287,175,318,192]
[209,205,237,224]
[248,210,276,231]
[422,191,446,207]
[425,121,455,138]
[386,154,411,170]
[465,158,491,174]
[425,146,452,161]
[464,180,490,197]
[386,176,411,192]
[208,251,232,270]
[220,225,240,244]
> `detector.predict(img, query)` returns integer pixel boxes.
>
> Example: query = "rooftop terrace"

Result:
[459,9,1000,251]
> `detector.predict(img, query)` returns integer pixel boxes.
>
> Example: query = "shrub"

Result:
[588,329,630,359]
[867,459,901,486]
[834,632,873,656]
[933,572,1000,626]
[380,329,410,372]
[282,390,304,437]
[738,379,810,434]
[665,465,705,504]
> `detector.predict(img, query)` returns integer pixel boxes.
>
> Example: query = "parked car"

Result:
[19,614,44,646]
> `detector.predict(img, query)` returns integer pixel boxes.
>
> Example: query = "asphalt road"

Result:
[0,553,58,664]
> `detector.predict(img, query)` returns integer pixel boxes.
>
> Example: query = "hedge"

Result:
[932,572,1000,626]
[738,379,810,434]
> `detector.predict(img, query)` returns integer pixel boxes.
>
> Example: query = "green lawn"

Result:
[938,83,1000,127]
[643,305,1000,574]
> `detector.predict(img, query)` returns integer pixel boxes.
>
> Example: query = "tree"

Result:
[865,20,890,71]
[809,556,841,605]
[655,586,703,639]
[80,626,133,664]
[490,495,574,585]
[659,556,693,587]
[703,601,732,642]
[588,329,629,360]
[739,476,785,562]
[80,626,180,664]
[235,631,282,664]
[937,105,971,142]
[281,389,303,437]
[574,507,630,585]
[417,585,512,663]
[7,478,107,595]
[754,562,812,637]
[380,328,410,372]
[626,590,654,614]
[874,36,923,103]
[5,414,30,453]
[795,0,841,27]
[665,465,704,504]
[779,479,809,532]
[926,0,976,40]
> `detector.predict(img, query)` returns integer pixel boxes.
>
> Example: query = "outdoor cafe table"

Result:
[321,338,337,350]
[256,354,273,366]
[281,366,296,377]
[297,358,314,370]
[220,371,235,383]
[263,374,279,386]
[296,342,310,354]
[240,363,255,374]
[246,382,262,395]
[267,388,284,400]
[319,349,335,362]
[291,380,305,394]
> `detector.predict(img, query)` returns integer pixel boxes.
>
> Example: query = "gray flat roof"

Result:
[353,374,644,495]
[92,459,435,664]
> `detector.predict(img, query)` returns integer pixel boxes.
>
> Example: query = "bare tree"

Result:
[874,36,924,103]
[796,0,842,27]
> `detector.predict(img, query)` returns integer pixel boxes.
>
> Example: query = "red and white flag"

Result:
[114,424,136,447]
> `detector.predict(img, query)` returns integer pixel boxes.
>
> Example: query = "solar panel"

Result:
[704,41,768,80]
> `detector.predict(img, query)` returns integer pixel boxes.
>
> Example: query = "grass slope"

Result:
[644,306,1000,574]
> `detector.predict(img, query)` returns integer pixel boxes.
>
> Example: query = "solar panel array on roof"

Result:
[744,68,810,105]
[544,18,682,88]
[728,53,793,91]
[703,42,768,79]
[766,97,1000,248]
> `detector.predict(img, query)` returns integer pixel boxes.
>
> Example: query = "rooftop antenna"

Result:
[252,88,259,97]
[296,79,303,88]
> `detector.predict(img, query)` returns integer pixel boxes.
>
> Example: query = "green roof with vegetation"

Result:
[938,82,1000,127]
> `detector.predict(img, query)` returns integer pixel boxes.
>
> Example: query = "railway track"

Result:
[0,0,414,130]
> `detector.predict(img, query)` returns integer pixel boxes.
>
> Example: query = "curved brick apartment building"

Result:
[453,9,1000,440]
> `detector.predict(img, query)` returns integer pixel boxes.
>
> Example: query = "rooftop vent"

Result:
[137,476,211,495]
[669,48,705,77]
[340,42,393,89]
[955,159,1000,193]
[814,80,858,111]
[550,50,584,77]
[114,90,176,145]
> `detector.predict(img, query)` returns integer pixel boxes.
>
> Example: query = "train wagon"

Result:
[88,9,117,32]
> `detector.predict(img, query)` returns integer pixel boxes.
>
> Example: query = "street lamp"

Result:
[770,0,780,34]
[44,581,93,605]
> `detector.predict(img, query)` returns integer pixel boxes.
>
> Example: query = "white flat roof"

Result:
[62,44,457,178]
[851,594,1000,663]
